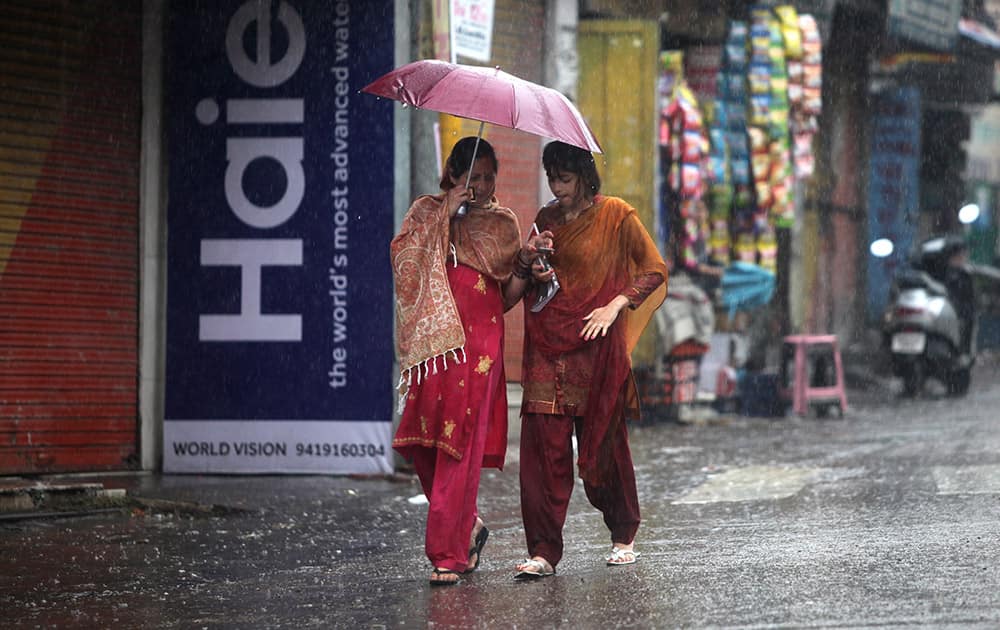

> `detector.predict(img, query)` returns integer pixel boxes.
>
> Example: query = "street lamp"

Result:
[958,203,980,225]
[870,238,894,258]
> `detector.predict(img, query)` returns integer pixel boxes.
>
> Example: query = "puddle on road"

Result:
[933,465,1000,495]
[671,464,856,504]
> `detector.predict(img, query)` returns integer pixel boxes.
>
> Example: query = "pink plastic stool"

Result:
[780,334,848,417]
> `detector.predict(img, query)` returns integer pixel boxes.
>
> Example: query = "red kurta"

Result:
[391,194,521,469]
[393,263,509,468]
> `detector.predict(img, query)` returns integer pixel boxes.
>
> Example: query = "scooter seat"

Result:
[895,269,948,296]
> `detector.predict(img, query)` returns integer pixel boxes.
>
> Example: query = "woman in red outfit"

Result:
[391,137,534,586]
[514,141,667,578]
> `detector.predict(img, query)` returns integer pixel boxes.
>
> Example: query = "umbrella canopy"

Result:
[361,59,602,154]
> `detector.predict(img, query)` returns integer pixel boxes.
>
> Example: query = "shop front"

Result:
[867,1,1000,328]
[0,2,143,473]
[576,3,827,417]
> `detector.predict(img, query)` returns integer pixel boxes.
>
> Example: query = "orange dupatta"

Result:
[525,196,666,485]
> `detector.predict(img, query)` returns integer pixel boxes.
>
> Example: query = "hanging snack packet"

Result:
[748,127,769,154]
[776,5,802,59]
[750,94,771,126]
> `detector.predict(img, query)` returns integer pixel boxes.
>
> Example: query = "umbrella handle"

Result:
[455,122,486,218]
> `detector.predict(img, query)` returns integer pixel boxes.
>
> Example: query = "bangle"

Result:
[514,251,533,275]
[513,255,532,279]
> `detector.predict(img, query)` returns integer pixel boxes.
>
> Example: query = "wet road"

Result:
[3,367,1000,628]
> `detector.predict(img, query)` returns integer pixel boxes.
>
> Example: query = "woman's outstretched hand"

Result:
[581,296,630,340]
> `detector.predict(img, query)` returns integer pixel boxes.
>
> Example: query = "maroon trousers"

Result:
[518,412,640,568]
[409,362,498,573]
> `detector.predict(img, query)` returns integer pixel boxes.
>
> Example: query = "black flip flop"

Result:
[464,526,489,573]
[429,568,461,586]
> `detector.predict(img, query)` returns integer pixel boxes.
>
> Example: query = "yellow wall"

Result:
[578,19,660,366]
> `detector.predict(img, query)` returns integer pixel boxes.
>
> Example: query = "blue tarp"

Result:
[720,262,776,317]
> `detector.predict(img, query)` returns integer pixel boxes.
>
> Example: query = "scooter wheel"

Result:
[946,367,971,396]
[901,361,925,397]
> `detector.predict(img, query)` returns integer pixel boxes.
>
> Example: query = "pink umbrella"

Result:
[362,60,602,214]
[362,59,602,153]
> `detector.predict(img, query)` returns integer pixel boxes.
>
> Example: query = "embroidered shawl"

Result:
[390,194,520,390]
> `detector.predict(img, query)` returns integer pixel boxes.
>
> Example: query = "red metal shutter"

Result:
[0,1,142,473]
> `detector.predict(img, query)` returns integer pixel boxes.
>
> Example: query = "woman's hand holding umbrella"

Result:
[445,185,472,218]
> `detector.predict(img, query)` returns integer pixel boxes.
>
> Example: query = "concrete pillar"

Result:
[394,0,412,230]
[139,0,166,471]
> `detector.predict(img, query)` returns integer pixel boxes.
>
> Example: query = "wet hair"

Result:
[440,136,498,190]
[542,141,601,195]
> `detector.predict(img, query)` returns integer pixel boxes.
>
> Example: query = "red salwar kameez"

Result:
[520,195,667,569]
[391,193,520,573]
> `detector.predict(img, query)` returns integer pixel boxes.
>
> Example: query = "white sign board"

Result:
[451,0,495,62]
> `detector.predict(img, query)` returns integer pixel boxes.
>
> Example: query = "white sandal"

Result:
[606,547,639,566]
[514,558,555,579]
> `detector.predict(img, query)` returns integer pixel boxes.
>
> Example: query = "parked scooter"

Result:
[881,235,977,397]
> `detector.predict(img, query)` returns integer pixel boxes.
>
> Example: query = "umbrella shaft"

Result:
[463,121,486,190]
[456,121,486,218]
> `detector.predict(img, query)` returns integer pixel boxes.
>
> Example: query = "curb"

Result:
[0,479,127,517]
[0,477,242,522]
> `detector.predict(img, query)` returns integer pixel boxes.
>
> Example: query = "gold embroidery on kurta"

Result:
[420,416,428,434]
[443,420,456,438]
[491,316,497,323]
[474,274,487,294]
[458,379,465,388]
[467,408,472,415]
[475,355,493,375]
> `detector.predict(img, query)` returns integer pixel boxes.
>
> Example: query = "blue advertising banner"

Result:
[867,86,921,323]
[164,0,395,473]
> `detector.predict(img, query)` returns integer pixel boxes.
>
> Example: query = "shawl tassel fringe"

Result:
[396,346,467,415]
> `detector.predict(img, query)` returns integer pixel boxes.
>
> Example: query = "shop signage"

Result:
[867,86,921,322]
[164,0,395,474]
[966,106,1000,184]
[450,0,495,62]
[887,0,962,51]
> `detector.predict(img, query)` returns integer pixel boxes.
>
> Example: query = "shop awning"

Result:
[959,18,1000,51]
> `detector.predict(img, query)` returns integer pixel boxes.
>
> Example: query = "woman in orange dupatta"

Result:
[391,137,533,586]
[514,141,667,579]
